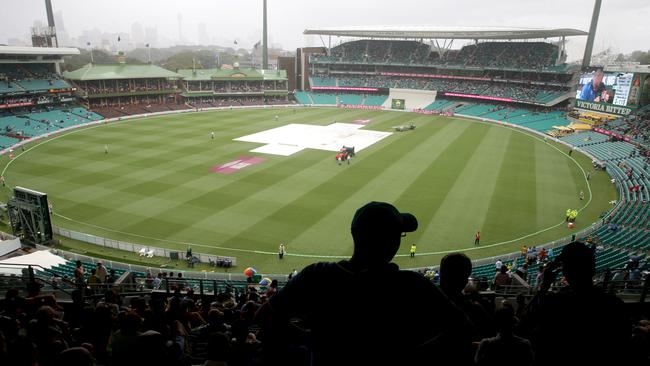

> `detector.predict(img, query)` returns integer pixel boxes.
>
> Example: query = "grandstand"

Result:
[0,46,103,149]
[63,63,187,117]
[298,28,583,131]
[178,67,288,107]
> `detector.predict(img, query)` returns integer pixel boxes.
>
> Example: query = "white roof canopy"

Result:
[303,26,588,40]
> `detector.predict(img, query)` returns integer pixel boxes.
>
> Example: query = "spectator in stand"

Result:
[74,260,85,288]
[493,265,511,289]
[111,311,142,365]
[257,201,474,365]
[95,263,107,284]
[475,306,534,366]
[439,252,493,340]
[524,241,630,365]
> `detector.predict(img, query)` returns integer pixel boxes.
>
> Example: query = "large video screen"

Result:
[576,69,635,106]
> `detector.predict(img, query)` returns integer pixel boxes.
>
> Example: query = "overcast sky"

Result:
[2,0,649,61]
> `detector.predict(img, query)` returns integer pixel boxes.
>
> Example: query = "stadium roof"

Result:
[64,63,182,81]
[0,45,79,56]
[303,26,588,40]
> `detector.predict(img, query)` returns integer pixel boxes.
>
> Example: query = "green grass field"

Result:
[0,107,617,273]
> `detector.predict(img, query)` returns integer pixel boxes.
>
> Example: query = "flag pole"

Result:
[88,42,94,63]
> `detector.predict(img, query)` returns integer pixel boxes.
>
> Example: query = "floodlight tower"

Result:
[44,0,58,47]
[582,0,602,69]
[262,0,268,69]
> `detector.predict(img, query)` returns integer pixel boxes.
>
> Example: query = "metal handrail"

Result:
[0,262,78,286]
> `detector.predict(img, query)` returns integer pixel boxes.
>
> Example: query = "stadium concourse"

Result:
[1,27,650,365]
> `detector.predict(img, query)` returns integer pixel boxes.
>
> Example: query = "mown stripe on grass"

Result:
[288,120,472,255]
[414,125,511,249]
[480,130,538,244]
[212,115,452,252]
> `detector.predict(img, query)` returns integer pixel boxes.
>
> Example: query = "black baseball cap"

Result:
[351,201,418,235]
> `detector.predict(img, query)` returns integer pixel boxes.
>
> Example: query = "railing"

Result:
[0,262,77,297]
[52,226,237,267]
[41,245,277,281]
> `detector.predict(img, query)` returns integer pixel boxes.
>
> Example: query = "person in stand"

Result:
[256,201,475,365]
[475,231,481,246]
[278,243,286,260]
[524,242,629,365]
[74,260,85,289]
[96,262,108,283]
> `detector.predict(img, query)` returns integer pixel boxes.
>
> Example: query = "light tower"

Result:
[44,0,58,47]
[582,0,602,69]
[262,0,268,69]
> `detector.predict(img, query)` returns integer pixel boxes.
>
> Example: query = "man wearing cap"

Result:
[258,201,474,365]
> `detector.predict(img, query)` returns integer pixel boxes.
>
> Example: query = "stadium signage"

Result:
[444,92,513,102]
[339,105,383,110]
[592,127,631,142]
[381,72,490,81]
[0,101,34,109]
[575,100,633,116]
[48,88,76,93]
[311,86,380,92]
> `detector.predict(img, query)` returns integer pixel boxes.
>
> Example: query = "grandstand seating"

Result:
[364,95,388,106]
[14,78,70,92]
[339,94,363,105]
[598,106,650,148]
[308,75,567,104]
[453,103,570,132]
[0,107,102,148]
[315,40,560,69]
[423,99,457,111]
[310,93,338,105]
[0,63,69,96]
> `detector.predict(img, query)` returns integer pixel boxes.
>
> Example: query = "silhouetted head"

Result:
[58,347,95,366]
[350,202,417,266]
[439,252,472,297]
[494,306,516,335]
[558,241,595,289]
[207,332,232,361]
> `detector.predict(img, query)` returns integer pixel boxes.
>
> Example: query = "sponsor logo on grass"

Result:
[211,156,265,174]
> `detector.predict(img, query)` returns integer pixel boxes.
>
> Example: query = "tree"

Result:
[61,49,143,72]
[159,50,219,71]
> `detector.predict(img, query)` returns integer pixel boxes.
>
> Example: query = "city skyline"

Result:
[1,0,649,61]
